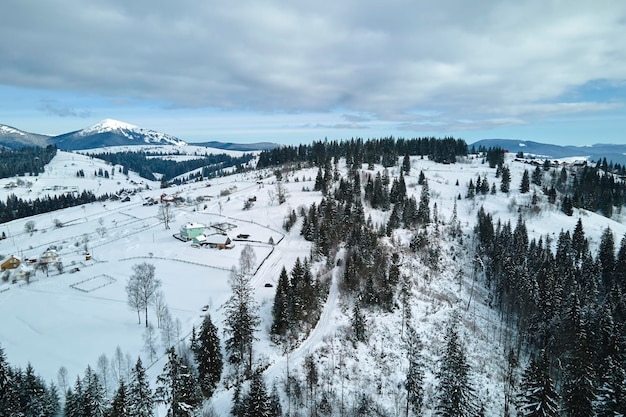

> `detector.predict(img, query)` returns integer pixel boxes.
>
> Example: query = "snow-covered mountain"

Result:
[50,119,188,150]
[0,124,51,149]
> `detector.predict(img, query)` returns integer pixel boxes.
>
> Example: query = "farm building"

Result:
[1,255,20,271]
[199,234,232,249]
[40,249,60,265]
[180,222,206,241]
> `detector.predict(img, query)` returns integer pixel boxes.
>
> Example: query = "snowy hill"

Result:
[1,147,625,416]
[50,119,188,150]
[0,124,51,149]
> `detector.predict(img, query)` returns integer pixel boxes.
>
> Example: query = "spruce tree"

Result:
[108,380,130,417]
[561,294,596,417]
[243,370,272,417]
[83,365,106,417]
[351,300,367,344]
[402,153,411,174]
[517,350,559,417]
[434,320,477,417]
[128,358,153,417]
[0,346,20,417]
[520,169,530,193]
[223,267,260,376]
[404,325,425,417]
[500,166,511,193]
[598,227,615,291]
[194,313,223,398]
[270,266,289,336]
[155,347,202,417]
[417,181,430,224]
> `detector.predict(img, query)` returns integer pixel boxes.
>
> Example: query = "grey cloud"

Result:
[1,0,625,127]
[40,101,92,118]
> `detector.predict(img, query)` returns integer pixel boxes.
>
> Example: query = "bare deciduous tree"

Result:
[126,262,161,327]
[152,290,168,329]
[239,244,257,276]
[143,323,158,363]
[24,220,36,235]
[157,203,173,230]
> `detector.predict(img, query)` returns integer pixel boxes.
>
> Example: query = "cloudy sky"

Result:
[1,1,625,145]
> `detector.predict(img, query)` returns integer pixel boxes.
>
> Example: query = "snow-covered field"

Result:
[1,148,625,415]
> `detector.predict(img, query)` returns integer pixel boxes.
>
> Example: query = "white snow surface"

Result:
[0,149,625,416]
[0,125,27,136]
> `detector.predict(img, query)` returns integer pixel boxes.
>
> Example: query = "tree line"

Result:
[256,136,468,169]
[0,191,102,224]
[0,145,57,179]
[87,151,254,182]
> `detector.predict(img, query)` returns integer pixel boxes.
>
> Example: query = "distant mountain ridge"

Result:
[51,119,188,150]
[0,124,51,149]
[190,140,279,151]
[0,119,279,152]
[470,139,626,165]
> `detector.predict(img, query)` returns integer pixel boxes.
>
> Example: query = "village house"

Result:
[1,255,20,271]
[12,264,32,283]
[39,249,60,265]
[195,233,232,249]
[180,222,206,241]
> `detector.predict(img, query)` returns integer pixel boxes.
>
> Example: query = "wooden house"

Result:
[1,255,20,271]
[202,234,232,249]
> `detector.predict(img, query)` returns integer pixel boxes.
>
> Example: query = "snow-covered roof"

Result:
[182,222,205,230]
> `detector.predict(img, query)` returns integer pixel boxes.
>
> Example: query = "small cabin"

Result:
[1,255,20,271]
[180,222,206,241]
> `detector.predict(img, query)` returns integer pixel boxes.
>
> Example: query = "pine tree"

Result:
[417,181,430,224]
[561,294,595,417]
[108,380,130,417]
[434,320,477,417]
[128,358,154,417]
[531,165,543,186]
[351,300,367,344]
[0,346,21,417]
[500,166,511,193]
[562,196,574,216]
[517,350,560,417]
[231,381,244,417]
[614,233,626,290]
[83,365,106,417]
[223,267,260,376]
[243,370,272,417]
[598,227,616,292]
[402,153,411,174]
[271,266,289,336]
[404,325,425,417]
[594,355,626,417]
[520,169,530,193]
[155,347,202,417]
[194,313,223,398]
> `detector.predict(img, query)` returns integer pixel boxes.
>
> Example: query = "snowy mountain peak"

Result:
[82,119,139,134]
[52,119,188,150]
